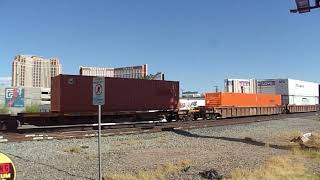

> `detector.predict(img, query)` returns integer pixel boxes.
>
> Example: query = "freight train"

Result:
[0,74,319,131]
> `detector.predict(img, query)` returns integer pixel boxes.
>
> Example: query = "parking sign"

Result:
[92,77,105,105]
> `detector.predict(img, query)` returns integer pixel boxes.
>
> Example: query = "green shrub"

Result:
[0,105,9,114]
[24,103,40,113]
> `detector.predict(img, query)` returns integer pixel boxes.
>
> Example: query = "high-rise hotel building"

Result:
[79,64,148,79]
[12,55,62,88]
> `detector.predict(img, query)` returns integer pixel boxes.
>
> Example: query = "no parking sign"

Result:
[92,77,105,180]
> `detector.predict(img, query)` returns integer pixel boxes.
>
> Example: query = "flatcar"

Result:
[0,75,319,131]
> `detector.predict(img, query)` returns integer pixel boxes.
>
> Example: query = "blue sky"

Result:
[0,0,319,92]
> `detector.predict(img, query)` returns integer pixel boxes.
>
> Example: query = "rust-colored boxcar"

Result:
[51,75,179,113]
[205,92,281,108]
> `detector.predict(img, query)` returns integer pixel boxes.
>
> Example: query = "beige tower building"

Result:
[12,55,62,88]
[79,64,148,79]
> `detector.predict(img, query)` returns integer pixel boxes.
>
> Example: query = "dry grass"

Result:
[276,130,302,143]
[272,131,320,150]
[312,116,320,122]
[228,155,316,180]
[84,152,98,160]
[293,148,320,161]
[63,147,82,154]
[105,160,192,180]
[228,131,320,180]
[121,139,140,146]
[113,139,142,147]
[303,133,320,149]
[156,136,168,144]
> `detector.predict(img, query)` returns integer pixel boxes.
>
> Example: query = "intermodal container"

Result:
[257,79,319,105]
[179,98,205,111]
[205,92,281,108]
[51,75,179,113]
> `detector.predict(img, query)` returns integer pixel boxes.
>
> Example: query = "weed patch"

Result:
[24,103,40,113]
[63,147,82,154]
[228,131,320,180]
[106,160,192,180]
[0,105,9,114]
[228,155,317,180]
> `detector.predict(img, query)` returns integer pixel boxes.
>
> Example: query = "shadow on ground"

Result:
[6,152,95,180]
[172,129,292,151]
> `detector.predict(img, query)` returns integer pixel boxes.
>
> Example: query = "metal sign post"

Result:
[93,77,105,180]
[98,104,102,180]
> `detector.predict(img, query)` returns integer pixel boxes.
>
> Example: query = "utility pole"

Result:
[213,86,219,93]
[180,89,184,97]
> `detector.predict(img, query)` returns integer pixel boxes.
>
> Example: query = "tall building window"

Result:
[12,55,62,88]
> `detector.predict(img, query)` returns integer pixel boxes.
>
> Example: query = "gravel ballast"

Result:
[0,115,319,179]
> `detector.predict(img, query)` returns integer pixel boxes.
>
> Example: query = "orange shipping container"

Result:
[205,92,281,108]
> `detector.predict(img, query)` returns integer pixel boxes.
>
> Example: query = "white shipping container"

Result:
[179,98,205,110]
[224,79,257,94]
[288,96,319,105]
[287,79,318,97]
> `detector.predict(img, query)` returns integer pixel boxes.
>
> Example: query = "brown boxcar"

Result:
[205,92,281,108]
[51,75,179,113]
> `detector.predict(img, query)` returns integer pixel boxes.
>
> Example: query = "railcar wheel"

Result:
[0,122,5,131]
[206,114,216,120]
[7,120,19,131]
[1,122,17,131]
[182,114,193,121]
[165,115,173,122]
[282,109,290,114]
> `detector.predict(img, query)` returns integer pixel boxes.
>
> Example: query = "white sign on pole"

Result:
[93,77,105,105]
[92,77,105,180]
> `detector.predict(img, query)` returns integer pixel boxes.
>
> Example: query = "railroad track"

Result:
[0,112,318,143]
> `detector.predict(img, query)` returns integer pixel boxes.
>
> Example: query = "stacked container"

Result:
[257,79,319,105]
[224,79,257,94]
